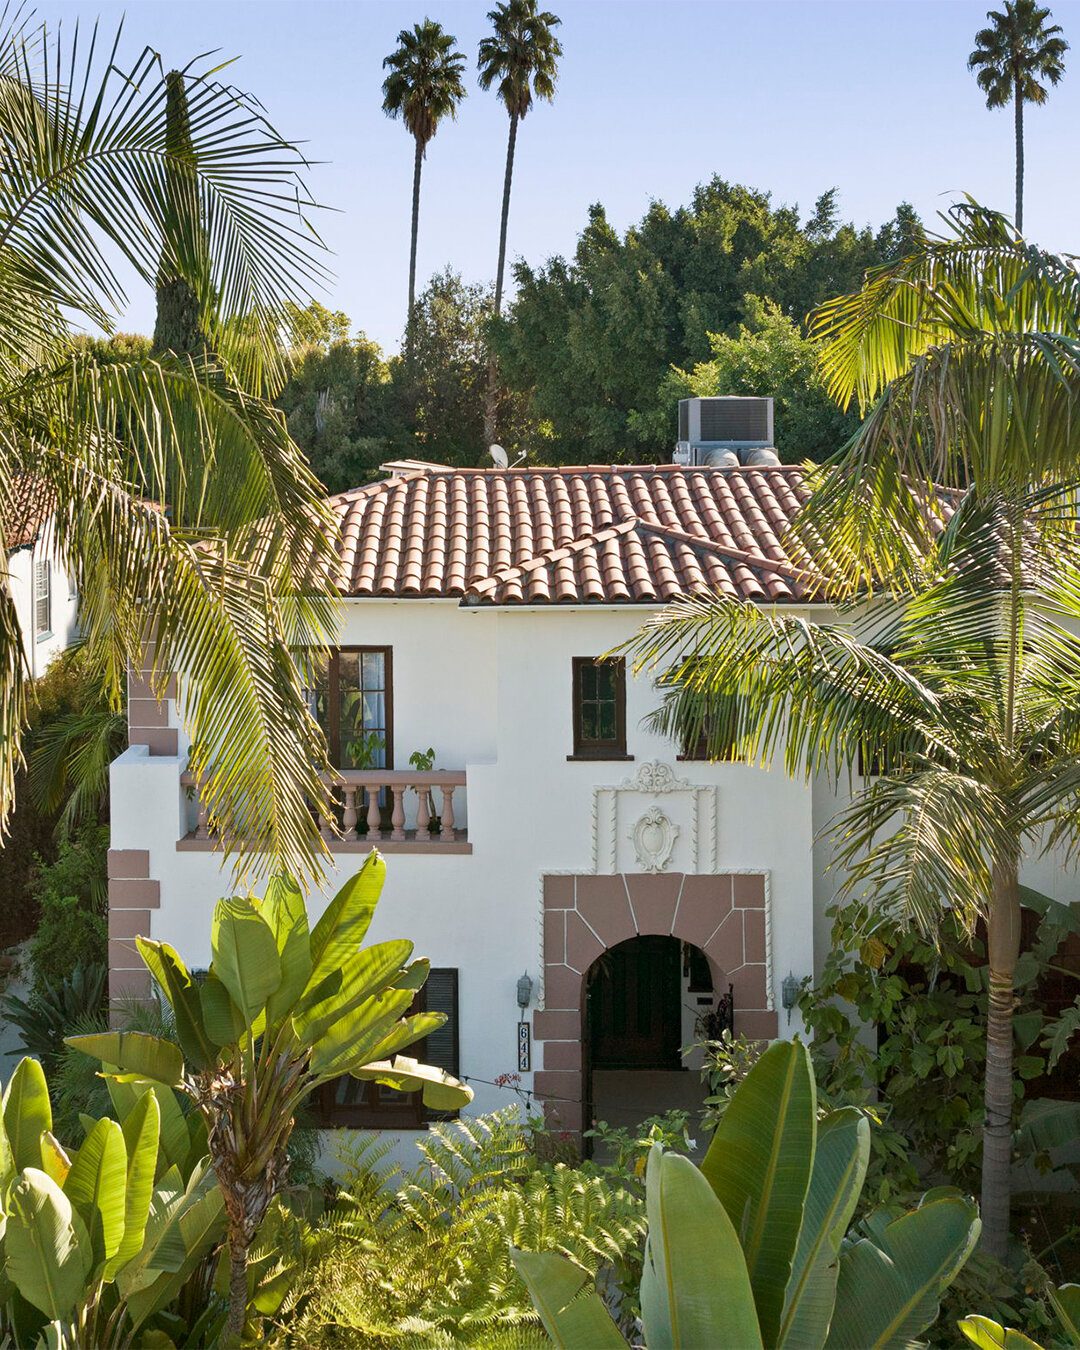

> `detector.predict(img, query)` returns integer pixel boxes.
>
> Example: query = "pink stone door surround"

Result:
[534,871,777,1138]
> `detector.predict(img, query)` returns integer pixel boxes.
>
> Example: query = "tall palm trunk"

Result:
[484,110,519,446]
[493,111,518,317]
[982,857,1021,1260]
[1014,69,1024,233]
[406,136,423,361]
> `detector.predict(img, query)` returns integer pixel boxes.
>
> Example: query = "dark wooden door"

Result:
[588,936,682,1070]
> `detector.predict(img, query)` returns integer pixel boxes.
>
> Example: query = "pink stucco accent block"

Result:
[543,1040,583,1071]
[725,963,769,1011]
[564,910,605,974]
[543,875,575,908]
[533,1010,580,1041]
[109,910,151,942]
[673,874,732,948]
[542,964,582,1011]
[109,878,161,909]
[107,849,150,879]
[110,969,151,999]
[544,910,566,965]
[625,873,681,934]
[128,697,170,729]
[737,1010,779,1040]
[703,908,744,975]
[733,873,766,908]
[543,1099,583,1135]
[744,909,767,964]
[576,876,635,947]
[129,728,178,756]
[533,1070,581,1107]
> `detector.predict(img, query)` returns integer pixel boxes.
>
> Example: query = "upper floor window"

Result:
[33,559,51,640]
[309,647,392,770]
[570,657,629,760]
[677,696,743,762]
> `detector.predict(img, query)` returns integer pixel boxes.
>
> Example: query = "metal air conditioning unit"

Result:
[673,396,777,467]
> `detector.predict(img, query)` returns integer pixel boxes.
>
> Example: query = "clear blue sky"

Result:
[38,0,1080,353]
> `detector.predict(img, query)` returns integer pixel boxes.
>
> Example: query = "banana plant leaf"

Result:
[294,939,414,1045]
[262,874,311,1027]
[1051,1285,1080,1345]
[701,1039,816,1346]
[39,1133,71,1189]
[63,1116,127,1271]
[1014,1098,1080,1156]
[351,1054,474,1111]
[137,939,218,1070]
[5,1168,92,1321]
[825,1196,980,1349]
[109,1088,161,1275]
[66,1032,185,1088]
[3,1057,52,1172]
[958,1315,1045,1349]
[199,971,247,1048]
[116,1167,186,1301]
[779,1108,870,1349]
[641,1146,763,1350]
[510,1249,627,1349]
[306,853,385,989]
[353,1012,446,1069]
[211,897,282,1024]
[307,988,418,1078]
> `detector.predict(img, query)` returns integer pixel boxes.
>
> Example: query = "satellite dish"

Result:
[489,444,509,469]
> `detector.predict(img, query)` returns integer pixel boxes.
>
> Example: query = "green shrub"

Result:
[26,823,107,995]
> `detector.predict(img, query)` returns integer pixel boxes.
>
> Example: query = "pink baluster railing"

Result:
[180,770,468,850]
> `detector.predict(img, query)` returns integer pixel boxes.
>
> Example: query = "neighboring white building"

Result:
[105,456,1075,1151]
[5,478,80,676]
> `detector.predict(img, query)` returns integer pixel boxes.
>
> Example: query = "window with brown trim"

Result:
[308,647,393,770]
[310,968,460,1129]
[570,657,629,760]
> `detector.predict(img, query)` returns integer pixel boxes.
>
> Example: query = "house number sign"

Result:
[517,1021,531,1072]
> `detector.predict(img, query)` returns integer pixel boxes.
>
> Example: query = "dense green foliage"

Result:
[274,1110,644,1348]
[663,299,859,462]
[492,182,920,462]
[25,825,108,998]
[68,853,472,1343]
[515,1040,981,1349]
[278,274,537,489]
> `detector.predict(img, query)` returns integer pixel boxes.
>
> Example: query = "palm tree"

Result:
[626,203,1080,1260]
[968,0,1067,233]
[477,0,561,444]
[478,0,562,319]
[382,21,467,355]
[0,13,342,882]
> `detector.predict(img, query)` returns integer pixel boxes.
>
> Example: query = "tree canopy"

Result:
[492,180,921,463]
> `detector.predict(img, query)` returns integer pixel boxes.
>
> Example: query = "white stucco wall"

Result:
[7,522,80,676]
[111,596,823,1156]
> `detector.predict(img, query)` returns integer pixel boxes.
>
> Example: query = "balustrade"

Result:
[180,769,469,851]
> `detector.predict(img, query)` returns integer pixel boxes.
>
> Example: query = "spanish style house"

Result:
[5,476,80,673]
[106,459,1068,1148]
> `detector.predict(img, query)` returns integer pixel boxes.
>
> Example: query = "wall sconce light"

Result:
[516,971,534,1014]
[781,971,801,1025]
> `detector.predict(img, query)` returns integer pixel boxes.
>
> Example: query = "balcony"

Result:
[178,769,471,854]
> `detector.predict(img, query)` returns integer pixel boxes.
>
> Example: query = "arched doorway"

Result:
[534,871,777,1149]
[584,935,722,1155]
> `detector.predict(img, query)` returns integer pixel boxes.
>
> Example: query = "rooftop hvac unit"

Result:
[674,396,776,467]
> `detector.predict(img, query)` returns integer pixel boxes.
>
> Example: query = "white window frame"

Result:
[33,558,51,640]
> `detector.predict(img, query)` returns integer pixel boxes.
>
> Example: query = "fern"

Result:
[274,1109,645,1348]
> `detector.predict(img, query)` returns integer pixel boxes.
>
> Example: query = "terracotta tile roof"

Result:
[330,463,838,606]
[4,475,53,551]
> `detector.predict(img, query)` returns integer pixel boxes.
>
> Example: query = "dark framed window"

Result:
[676,711,741,763]
[311,968,460,1129]
[570,657,629,760]
[309,647,393,770]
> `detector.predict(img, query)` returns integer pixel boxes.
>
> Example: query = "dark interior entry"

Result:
[587,935,682,1071]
